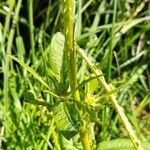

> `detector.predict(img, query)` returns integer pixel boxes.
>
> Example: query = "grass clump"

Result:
[0,0,150,149]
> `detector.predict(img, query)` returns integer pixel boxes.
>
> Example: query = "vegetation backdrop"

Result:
[0,0,150,149]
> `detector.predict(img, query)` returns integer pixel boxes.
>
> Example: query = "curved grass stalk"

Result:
[76,44,143,150]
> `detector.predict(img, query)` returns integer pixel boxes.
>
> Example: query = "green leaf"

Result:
[46,32,64,82]
[24,91,52,110]
[97,138,150,150]
[24,91,35,102]
[87,107,99,122]
[46,32,68,95]
[54,101,81,140]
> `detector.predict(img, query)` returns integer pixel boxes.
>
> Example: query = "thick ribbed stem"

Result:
[63,0,80,102]
[63,1,92,149]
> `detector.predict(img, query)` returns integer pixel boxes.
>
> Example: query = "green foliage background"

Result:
[0,0,150,149]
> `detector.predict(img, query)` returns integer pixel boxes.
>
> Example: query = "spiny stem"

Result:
[80,120,92,150]
[76,45,143,150]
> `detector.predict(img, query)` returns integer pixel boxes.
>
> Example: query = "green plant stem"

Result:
[63,1,92,149]
[76,45,143,150]
[52,129,61,150]
[43,118,55,150]
[28,0,35,62]
[63,0,80,102]
[4,0,22,110]
[80,120,92,150]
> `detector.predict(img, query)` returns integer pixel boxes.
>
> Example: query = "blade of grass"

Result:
[16,36,25,61]
[135,94,150,116]
[3,0,15,43]
[75,0,93,19]
[120,50,146,69]
[4,0,22,110]
[77,16,150,40]
[75,0,82,38]
[106,0,117,82]
[43,118,55,150]
[7,54,59,98]
[28,0,35,62]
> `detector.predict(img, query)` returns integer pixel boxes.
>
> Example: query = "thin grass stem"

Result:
[28,0,35,62]
[106,0,117,82]
[4,0,22,110]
